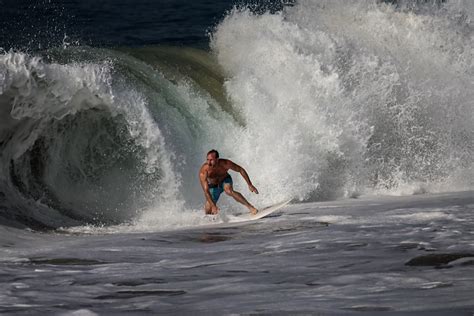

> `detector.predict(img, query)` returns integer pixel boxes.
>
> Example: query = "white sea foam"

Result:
[210,0,474,201]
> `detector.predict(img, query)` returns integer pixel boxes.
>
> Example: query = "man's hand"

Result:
[249,184,259,194]
[211,204,219,215]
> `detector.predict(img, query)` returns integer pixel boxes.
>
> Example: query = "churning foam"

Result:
[210,0,474,199]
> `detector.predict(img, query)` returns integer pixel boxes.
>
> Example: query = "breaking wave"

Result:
[0,0,473,229]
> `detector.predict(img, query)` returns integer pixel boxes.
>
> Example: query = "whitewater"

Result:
[0,0,473,314]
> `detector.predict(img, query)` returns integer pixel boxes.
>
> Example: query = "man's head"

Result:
[206,149,219,167]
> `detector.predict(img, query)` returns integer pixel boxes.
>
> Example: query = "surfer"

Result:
[199,149,259,215]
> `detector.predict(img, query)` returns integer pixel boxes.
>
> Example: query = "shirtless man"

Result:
[199,149,258,215]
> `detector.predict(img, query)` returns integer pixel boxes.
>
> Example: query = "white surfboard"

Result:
[226,199,292,223]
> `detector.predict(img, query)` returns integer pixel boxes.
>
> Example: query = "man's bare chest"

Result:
[207,167,228,180]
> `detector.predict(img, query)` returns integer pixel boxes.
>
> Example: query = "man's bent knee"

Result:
[224,186,234,196]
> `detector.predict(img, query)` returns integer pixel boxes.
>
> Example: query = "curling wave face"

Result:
[0,50,181,229]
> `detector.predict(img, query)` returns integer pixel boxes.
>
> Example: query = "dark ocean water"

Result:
[0,0,289,49]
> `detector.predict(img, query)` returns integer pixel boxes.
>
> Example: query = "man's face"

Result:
[207,153,218,167]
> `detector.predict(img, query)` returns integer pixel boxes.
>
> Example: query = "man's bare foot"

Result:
[211,205,219,215]
[249,207,258,215]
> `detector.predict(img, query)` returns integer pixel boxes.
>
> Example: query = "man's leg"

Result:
[224,184,258,215]
[204,187,221,215]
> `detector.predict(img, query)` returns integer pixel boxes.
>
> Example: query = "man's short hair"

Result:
[207,149,219,158]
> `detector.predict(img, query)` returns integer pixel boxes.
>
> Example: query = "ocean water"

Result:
[0,0,473,314]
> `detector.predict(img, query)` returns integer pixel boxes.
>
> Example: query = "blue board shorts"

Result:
[208,174,233,203]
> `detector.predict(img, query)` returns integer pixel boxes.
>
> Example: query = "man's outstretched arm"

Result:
[227,160,259,194]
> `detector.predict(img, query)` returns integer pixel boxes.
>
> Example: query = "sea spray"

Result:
[211,0,474,199]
